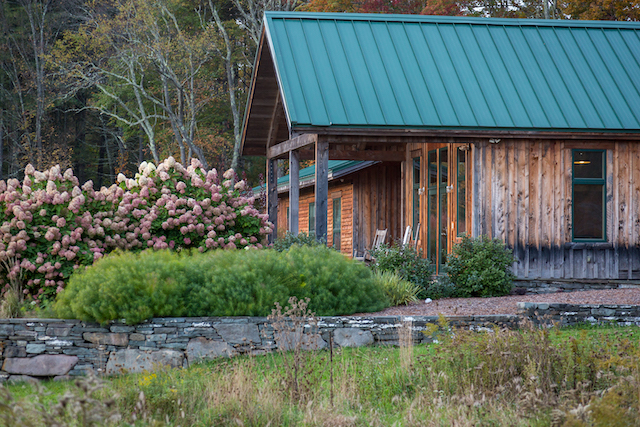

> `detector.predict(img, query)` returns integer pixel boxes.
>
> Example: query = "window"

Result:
[308,202,315,236]
[332,198,341,250]
[286,207,290,231]
[572,150,606,241]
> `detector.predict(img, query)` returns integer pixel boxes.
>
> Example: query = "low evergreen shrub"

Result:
[446,235,515,297]
[54,246,389,324]
[374,271,419,306]
[369,243,434,299]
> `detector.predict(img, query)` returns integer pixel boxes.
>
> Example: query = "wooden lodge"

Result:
[242,12,640,281]
[269,160,402,256]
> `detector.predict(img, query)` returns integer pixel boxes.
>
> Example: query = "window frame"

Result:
[571,149,606,242]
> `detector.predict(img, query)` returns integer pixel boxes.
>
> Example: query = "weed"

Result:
[267,296,326,403]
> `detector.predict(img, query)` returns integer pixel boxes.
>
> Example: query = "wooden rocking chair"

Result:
[354,229,387,262]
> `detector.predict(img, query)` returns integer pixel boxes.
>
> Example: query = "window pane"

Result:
[428,151,437,187]
[573,184,604,239]
[413,157,420,185]
[332,198,341,250]
[457,149,466,235]
[440,191,448,265]
[308,202,315,236]
[428,192,437,263]
[440,148,448,184]
[574,151,604,179]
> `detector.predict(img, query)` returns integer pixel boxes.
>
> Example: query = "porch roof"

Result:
[242,12,640,154]
[253,160,375,194]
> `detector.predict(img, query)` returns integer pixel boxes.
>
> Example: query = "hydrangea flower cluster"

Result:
[0,158,272,303]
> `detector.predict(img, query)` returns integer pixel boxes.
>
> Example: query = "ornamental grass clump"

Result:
[0,158,271,305]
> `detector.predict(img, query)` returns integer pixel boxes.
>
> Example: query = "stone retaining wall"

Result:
[515,279,640,294]
[0,304,638,383]
[517,302,640,326]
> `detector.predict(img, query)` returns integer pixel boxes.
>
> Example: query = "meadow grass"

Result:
[2,323,639,426]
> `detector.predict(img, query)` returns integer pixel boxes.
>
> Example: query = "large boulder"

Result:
[3,355,78,377]
[106,349,183,375]
[83,332,129,346]
[213,324,261,345]
[274,330,327,351]
[333,328,374,348]
[186,338,235,364]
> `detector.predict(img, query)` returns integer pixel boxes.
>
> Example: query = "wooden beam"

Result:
[315,138,329,243]
[292,126,640,141]
[268,133,318,159]
[287,148,405,162]
[266,91,282,149]
[289,150,300,236]
[267,158,278,243]
[328,150,405,162]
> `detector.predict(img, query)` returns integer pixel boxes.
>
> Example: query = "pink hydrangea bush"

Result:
[0,158,272,303]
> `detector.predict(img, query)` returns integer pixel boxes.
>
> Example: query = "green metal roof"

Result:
[263,12,640,132]
[252,160,373,193]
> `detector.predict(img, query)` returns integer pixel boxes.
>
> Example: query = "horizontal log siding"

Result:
[473,140,640,280]
[277,182,354,256]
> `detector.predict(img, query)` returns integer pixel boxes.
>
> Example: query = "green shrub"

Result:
[54,246,389,324]
[446,235,514,297]
[423,273,459,300]
[272,232,323,252]
[369,243,434,299]
[54,250,190,324]
[374,271,419,306]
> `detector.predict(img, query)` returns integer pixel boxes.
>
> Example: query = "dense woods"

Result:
[0,0,637,189]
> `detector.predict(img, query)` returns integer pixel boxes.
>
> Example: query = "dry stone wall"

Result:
[0,305,638,383]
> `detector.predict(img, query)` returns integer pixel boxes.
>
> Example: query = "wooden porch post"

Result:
[267,158,278,243]
[315,138,328,242]
[289,150,300,235]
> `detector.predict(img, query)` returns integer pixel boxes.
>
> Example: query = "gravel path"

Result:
[353,288,640,317]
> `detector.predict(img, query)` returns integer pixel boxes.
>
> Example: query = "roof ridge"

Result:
[264,11,640,29]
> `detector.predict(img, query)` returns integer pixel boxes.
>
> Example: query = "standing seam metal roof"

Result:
[263,12,640,132]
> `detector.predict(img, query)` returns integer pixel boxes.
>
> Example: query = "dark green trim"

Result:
[571,149,606,242]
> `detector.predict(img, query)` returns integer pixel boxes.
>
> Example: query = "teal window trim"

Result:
[571,149,606,242]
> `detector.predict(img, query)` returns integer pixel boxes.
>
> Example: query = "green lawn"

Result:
[2,323,639,426]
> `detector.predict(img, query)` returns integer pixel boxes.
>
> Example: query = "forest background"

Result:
[0,0,638,190]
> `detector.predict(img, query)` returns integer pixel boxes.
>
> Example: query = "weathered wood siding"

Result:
[352,163,402,256]
[473,140,640,280]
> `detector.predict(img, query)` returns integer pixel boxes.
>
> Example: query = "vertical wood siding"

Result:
[351,163,403,255]
[473,140,640,280]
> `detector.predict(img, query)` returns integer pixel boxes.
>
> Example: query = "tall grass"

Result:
[2,325,639,426]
